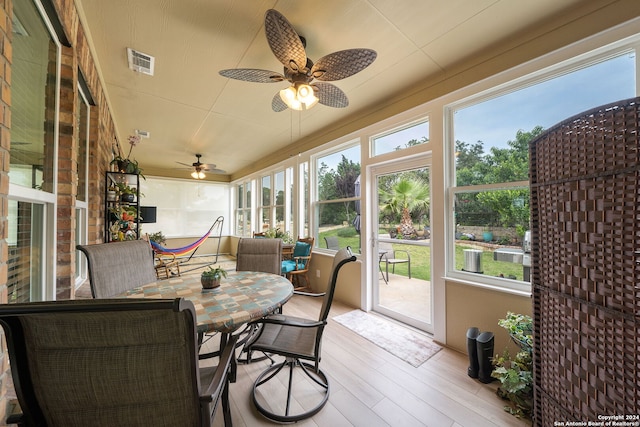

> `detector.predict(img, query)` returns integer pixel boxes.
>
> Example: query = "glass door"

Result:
[372,160,433,333]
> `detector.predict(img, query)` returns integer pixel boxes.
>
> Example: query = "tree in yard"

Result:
[334,155,360,223]
[454,126,543,229]
[380,176,430,237]
[317,156,361,225]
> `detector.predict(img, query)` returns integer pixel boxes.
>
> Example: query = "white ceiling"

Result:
[74,0,594,181]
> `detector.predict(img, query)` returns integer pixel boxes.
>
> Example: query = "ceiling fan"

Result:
[219,9,377,112]
[176,154,226,179]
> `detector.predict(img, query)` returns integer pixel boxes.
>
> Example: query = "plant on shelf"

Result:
[108,206,138,241]
[115,182,138,202]
[201,265,227,289]
[111,134,145,178]
[491,311,533,419]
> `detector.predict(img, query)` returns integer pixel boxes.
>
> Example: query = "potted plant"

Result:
[201,265,227,289]
[110,134,146,178]
[148,231,166,246]
[491,312,533,419]
[263,227,294,244]
[115,182,137,202]
[107,184,117,201]
[482,226,494,242]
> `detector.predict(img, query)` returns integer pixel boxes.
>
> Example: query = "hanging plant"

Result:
[110,134,146,178]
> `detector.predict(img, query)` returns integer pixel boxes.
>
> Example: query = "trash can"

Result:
[462,249,483,273]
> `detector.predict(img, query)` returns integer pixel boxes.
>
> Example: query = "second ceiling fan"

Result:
[219,9,377,112]
[176,154,226,179]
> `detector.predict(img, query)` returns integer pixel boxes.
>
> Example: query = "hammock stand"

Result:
[150,216,224,274]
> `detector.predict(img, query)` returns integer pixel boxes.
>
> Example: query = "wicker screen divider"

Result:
[529,96,640,425]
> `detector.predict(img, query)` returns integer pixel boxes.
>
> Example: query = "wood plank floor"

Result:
[202,294,531,427]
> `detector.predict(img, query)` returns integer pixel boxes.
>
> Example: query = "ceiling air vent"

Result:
[127,48,155,76]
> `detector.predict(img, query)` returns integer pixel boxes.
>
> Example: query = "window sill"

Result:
[442,275,532,298]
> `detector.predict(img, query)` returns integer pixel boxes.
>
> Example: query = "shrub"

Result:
[337,227,357,238]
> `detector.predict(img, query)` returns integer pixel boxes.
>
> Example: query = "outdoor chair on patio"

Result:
[77,240,157,298]
[0,298,237,427]
[378,241,411,281]
[324,236,340,250]
[245,247,356,423]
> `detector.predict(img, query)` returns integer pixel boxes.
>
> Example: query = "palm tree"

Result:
[380,177,430,237]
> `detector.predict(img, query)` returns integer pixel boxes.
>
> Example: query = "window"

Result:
[314,144,361,252]
[235,181,252,237]
[300,162,309,237]
[372,119,429,156]
[245,168,297,238]
[274,171,284,230]
[75,79,91,287]
[10,0,58,192]
[448,52,636,290]
[259,175,271,232]
[8,0,61,302]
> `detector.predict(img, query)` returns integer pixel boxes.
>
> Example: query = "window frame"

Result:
[8,0,63,301]
[444,43,640,294]
[74,80,91,288]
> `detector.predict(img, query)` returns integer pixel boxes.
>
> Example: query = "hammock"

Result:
[150,216,224,264]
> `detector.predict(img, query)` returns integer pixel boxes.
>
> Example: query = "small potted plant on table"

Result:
[201,265,227,289]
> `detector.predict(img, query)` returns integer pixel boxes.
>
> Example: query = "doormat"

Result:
[333,310,441,367]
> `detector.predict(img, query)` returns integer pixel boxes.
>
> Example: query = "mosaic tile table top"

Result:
[118,271,293,333]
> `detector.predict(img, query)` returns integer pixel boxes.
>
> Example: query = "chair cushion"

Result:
[281,260,297,274]
[293,242,311,258]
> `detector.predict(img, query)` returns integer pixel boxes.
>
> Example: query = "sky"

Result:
[454,53,636,150]
[318,52,636,170]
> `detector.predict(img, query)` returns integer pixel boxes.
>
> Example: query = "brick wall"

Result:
[55,45,77,300]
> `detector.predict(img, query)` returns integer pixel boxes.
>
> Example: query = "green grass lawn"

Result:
[319,227,524,282]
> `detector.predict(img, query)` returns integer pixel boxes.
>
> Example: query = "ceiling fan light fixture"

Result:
[297,84,318,109]
[191,170,206,179]
[279,83,318,111]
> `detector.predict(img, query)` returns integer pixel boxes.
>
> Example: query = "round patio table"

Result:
[117,270,293,334]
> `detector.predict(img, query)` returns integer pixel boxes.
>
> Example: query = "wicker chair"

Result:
[77,240,157,298]
[0,298,237,427]
[246,247,356,423]
[281,236,314,290]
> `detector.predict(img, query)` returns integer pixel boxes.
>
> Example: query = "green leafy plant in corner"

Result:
[491,311,533,419]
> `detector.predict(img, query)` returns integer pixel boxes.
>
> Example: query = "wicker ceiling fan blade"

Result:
[206,168,227,174]
[311,49,377,81]
[264,9,308,73]
[272,92,288,112]
[315,82,349,108]
[219,68,284,83]
[176,161,194,167]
